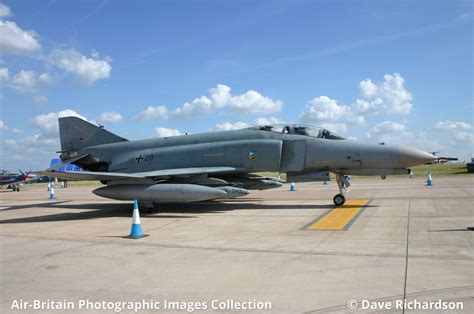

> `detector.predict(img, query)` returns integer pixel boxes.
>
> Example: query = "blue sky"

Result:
[0,0,472,170]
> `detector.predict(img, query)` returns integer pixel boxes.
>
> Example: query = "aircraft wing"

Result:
[34,171,144,181]
[35,166,243,181]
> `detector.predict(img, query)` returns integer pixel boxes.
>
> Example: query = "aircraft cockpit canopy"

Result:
[255,124,345,140]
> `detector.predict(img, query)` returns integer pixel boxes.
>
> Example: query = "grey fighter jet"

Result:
[38,117,435,206]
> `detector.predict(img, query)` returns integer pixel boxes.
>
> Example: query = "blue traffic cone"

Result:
[426,171,433,186]
[49,185,56,199]
[129,200,143,238]
[290,182,296,191]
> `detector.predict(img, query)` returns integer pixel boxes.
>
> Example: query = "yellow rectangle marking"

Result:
[307,199,369,230]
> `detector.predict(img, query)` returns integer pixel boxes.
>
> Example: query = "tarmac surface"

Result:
[1,176,473,313]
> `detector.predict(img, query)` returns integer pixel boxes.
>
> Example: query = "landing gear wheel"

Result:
[333,194,346,206]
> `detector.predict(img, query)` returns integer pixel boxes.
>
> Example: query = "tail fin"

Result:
[59,117,128,152]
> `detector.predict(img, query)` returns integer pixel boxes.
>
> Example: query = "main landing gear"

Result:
[7,185,20,192]
[333,173,351,206]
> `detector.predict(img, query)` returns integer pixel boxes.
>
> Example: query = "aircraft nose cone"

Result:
[398,146,436,167]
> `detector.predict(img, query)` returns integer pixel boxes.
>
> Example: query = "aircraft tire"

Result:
[333,194,345,206]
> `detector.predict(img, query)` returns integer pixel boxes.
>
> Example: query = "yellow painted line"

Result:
[307,199,369,230]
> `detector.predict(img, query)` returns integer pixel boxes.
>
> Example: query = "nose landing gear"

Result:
[333,173,351,206]
[333,194,345,206]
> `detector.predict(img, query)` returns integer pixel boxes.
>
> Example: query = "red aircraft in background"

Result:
[0,170,30,191]
[431,152,459,164]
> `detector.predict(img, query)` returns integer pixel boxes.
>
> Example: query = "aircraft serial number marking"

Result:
[127,154,154,163]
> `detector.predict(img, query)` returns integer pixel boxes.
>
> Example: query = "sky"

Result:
[0,0,473,171]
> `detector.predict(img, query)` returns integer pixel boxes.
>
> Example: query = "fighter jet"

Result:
[37,117,435,206]
[430,152,458,164]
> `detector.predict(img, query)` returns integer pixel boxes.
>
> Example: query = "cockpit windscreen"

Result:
[255,124,345,140]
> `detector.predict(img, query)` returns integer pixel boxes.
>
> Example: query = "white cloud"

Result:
[0,3,11,17]
[253,116,283,125]
[371,130,444,153]
[353,73,413,115]
[32,109,87,135]
[172,84,282,117]
[453,132,474,143]
[0,67,9,80]
[299,96,365,129]
[135,84,283,120]
[8,154,27,161]
[215,121,249,131]
[99,111,122,123]
[3,134,59,155]
[4,139,16,145]
[215,117,282,131]
[24,133,58,146]
[299,73,413,132]
[11,70,35,91]
[228,90,283,113]
[33,95,48,105]
[367,121,406,138]
[0,122,23,135]
[320,123,348,135]
[171,95,213,117]
[345,115,366,126]
[300,96,350,122]
[209,84,232,108]
[10,70,51,92]
[435,120,472,131]
[0,20,41,54]
[154,127,181,137]
[0,120,7,131]
[38,72,52,83]
[49,49,111,85]
[134,105,168,121]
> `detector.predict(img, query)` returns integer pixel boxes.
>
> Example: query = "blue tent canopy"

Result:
[50,159,83,172]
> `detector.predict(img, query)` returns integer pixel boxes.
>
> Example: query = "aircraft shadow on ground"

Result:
[0,200,376,224]
[0,201,196,224]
